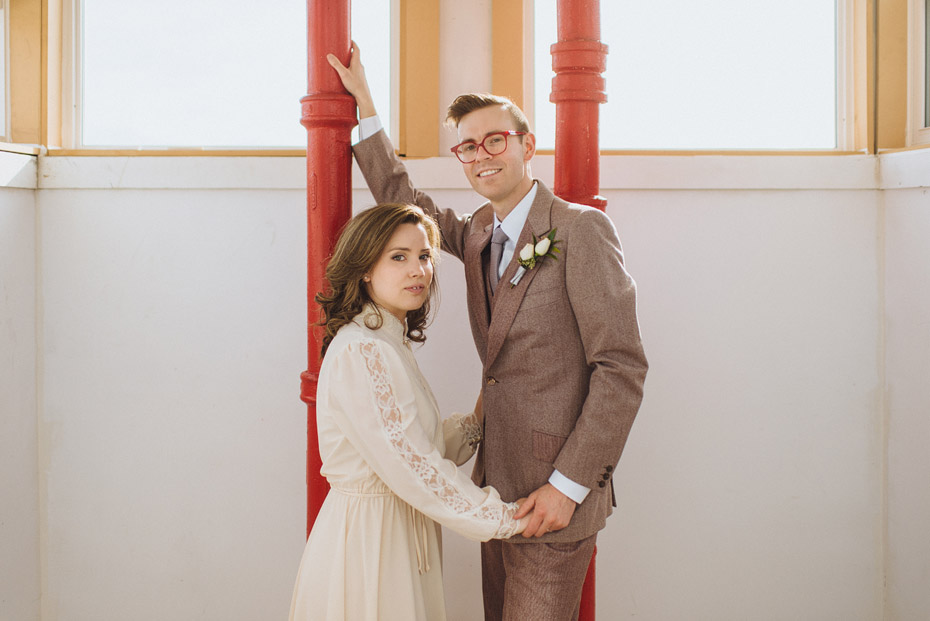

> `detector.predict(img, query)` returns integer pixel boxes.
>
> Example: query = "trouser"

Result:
[480,533,597,621]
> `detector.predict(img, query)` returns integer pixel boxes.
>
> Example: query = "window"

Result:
[76,0,391,148]
[533,1,838,150]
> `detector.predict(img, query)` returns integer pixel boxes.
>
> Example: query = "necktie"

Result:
[489,226,509,294]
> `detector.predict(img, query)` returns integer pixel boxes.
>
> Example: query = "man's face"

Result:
[456,105,535,211]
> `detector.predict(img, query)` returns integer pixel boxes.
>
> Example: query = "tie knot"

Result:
[491,227,508,245]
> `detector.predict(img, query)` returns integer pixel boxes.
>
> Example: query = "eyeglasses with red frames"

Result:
[450,131,527,163]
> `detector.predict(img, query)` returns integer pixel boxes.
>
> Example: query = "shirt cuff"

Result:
[549,470,590,504]
[358,115,383,142]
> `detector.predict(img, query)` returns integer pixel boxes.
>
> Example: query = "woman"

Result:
[289,203,526,621]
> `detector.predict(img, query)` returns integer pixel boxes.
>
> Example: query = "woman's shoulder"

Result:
[326,319,368,354]
[325,310,396,358]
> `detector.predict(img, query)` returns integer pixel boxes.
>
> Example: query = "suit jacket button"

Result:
[598,481,606,488]
[486,376,497,385]
[602,473,610,480]
[605,465,613,472]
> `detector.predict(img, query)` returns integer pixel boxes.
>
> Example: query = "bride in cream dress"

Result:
[289,203,526,621]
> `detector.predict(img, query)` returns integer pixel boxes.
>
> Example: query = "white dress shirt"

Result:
[492,183,536,279]
[357,114,590,504]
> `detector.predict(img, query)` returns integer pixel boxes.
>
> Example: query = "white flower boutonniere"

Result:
[510,228,561,287]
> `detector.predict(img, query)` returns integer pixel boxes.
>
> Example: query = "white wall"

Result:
[438,0,492,156]
[604,188,884,621]
[28,152,889,621]
[0,152,40,621]
[882,149,930,621]
[35,183,308,620]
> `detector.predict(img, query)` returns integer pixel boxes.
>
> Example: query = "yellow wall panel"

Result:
[398,0,439,157]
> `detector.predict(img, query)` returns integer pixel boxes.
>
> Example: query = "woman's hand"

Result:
[326,41,377,119]
[512,497,530,534]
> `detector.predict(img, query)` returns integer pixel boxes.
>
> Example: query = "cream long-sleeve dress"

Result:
[289,306,520,621]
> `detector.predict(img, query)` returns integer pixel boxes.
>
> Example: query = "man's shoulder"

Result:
[550,197,612,232]
[535,181,605,221]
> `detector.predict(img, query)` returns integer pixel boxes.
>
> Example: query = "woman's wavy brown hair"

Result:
[316,203,441,358]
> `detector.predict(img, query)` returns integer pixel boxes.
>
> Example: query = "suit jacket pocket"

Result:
[520,286,563,311]
[532,430,568,464]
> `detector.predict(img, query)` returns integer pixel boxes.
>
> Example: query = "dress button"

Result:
[598,481,606,488]
[486,376,497,385]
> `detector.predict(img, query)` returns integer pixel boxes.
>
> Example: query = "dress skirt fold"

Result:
[288,481,445,621]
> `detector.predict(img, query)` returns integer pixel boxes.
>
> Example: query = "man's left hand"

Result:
[513,483,576,538]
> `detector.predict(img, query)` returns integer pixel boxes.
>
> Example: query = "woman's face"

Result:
[365,222,434,322]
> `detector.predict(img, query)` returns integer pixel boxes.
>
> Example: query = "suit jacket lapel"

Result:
[485,186,555,368]
[464,209,494,354]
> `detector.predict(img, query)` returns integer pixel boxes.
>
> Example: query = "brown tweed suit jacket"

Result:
[354,130,648,543]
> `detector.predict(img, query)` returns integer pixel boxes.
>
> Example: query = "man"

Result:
[328,44,647,621]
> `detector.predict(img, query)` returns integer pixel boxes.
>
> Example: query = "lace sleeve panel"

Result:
[357,339,518,539]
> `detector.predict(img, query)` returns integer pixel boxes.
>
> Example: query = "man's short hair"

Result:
[445,93,531,134]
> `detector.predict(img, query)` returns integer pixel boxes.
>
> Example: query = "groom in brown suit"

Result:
[329,45,647,620]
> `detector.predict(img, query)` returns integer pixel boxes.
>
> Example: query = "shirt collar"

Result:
[494,181,538,241]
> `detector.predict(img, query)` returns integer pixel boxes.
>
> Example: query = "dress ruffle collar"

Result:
[356,303,408,344]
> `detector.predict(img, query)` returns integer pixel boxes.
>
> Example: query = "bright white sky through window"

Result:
[82,1,835,150]
[82,0,390,147]
[534,0,837,150]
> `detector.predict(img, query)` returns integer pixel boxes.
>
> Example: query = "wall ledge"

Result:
[879,149,930,189]
[0,152,38,189]
[35,153,885,192]
[31,152,926,191]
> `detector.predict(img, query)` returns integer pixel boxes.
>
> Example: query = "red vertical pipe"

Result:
[578,545,597,620]
[551,0,607,210]
[300,0,356,537]
[551,0,607,618]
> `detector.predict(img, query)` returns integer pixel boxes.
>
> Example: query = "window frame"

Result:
[837,0,871,151]
[60,0,77,148]
[907,0,930,146]
[1,0,8,141]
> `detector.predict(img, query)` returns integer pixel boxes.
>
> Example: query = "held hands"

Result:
[512,497,530,535]
[326,41,377,119]
[513,483,577,538]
